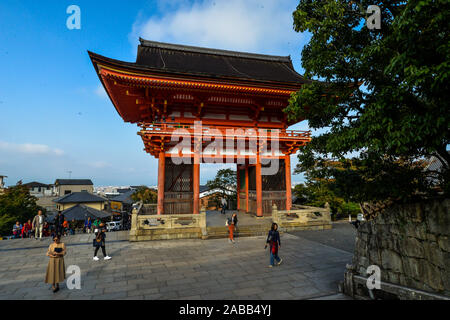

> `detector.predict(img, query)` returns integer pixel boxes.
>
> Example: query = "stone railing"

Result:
[129,205,207,241]
[271,203,332,231]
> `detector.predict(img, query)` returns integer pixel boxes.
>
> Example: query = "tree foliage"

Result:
[0,183,44,236]
[205,169,237,209]
[286,0,450,202]
[130,186,158,204]
[293,162,361,219]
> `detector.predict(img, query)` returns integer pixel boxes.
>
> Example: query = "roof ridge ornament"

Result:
[138,38,292,63]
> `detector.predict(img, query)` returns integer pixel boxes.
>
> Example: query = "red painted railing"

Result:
[138,123,311,141]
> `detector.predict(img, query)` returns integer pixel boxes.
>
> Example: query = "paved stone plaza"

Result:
[0,222,355,300]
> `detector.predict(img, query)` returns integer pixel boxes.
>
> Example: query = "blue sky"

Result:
[0,0,311,187]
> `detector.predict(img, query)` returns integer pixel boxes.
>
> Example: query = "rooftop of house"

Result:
[54,179,94,186]
[23,181,52,188]
[62,204,111,221]
[53,191,107,204]
[110,190,136,205]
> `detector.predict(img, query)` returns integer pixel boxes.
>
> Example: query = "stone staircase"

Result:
[206,223,272,239]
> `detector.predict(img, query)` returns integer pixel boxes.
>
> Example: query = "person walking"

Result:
[70,219,76,235]
[93,223,111,261]
[32,210,45,240]
[231,212,238,239]
[84,217,92,233]
[62,219,69,236]
[221,197,227,215]
[54,211,65,236]
[226,215,235,243]
[45,234,66,293]
[265,223,283,268]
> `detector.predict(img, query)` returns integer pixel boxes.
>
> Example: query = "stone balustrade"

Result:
[130,205,207,241]
[271,203,332,231]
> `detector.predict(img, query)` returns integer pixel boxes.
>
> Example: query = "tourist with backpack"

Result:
[265,223,283,267]
[93,223,111,261]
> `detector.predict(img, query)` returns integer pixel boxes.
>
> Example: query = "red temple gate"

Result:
[89,39,311,216]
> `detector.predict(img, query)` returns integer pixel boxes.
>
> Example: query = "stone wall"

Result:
[345,198,449,298]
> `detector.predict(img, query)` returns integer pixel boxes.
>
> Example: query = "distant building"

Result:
[199,185,234,210]
[110,190,136,214]
[54,179,94,196]
[0,175,6,194]
[424,151,449,187]
[53,191,108,212]
[62,204,111,221]
[23,181,54,197]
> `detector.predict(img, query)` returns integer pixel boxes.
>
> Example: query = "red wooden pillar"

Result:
[285,154,292,211]
[255,156,263,217]
[193,144,200,214]
[245,164,249,213]
[157,152,165,215]
[236,165,241,211]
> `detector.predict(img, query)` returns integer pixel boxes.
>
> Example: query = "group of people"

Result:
[12,210,50,239]
[11,211,107,240]
[83,216,103,234]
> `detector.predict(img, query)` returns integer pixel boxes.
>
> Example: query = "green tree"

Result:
[130,186,158,204]
[285,0,450,202]
[293,161,362,219]
[0,183,44,236]
[205,169,237,209]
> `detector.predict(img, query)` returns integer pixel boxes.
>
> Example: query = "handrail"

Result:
[138,123,311,139]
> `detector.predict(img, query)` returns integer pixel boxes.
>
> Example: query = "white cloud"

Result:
[0,141,64,156]
[130,0,304,55]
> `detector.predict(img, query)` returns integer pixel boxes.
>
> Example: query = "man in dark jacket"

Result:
[54,211,65,236]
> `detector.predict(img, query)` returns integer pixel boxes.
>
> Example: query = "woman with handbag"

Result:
[265,223,283,268]
[45,234,66,293]
[93,223,111,261]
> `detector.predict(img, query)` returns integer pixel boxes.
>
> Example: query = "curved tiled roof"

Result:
[88,39,309,87]
[53,191,107,204]
[62,204,111,221]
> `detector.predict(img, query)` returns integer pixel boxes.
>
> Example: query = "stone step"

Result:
[206,225,270,239]
[206,232,267,239]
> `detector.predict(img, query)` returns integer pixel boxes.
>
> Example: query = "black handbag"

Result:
[93,236,102,247]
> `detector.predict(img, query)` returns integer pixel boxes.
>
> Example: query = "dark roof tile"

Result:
[135,39,307,84]
[62,204,111,221]
[53,191,106,204]
[55,179,93,186]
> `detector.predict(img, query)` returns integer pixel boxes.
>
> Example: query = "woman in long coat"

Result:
[45,234,66,292]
